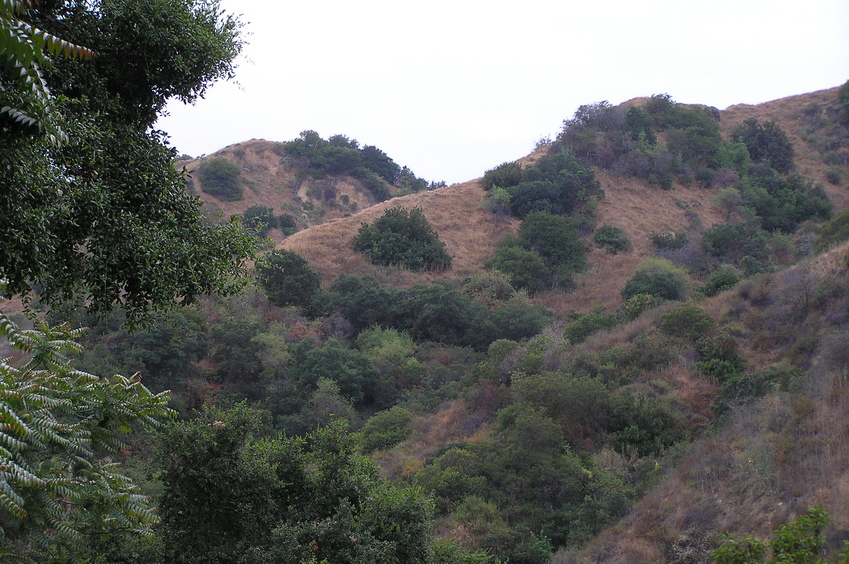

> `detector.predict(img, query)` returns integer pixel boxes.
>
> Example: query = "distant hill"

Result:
[178,135,441,244]
[272,86,848,317]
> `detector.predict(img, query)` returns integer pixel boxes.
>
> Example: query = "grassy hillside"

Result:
[281,86,847,317]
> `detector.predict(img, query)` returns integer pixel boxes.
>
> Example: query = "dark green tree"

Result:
[255,249,321,309]
[242,205,278,236]
[352,206,452,271]
[1,0,255,324]
[732,118,795,174]
[293,339,380,405]
[360,144,400,183]
[197,157,243,200]
[159,410,435,564]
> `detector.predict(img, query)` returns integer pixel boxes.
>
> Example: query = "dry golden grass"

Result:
[183,86,848,317]
[181,138,394,244]
[282,179,520,286]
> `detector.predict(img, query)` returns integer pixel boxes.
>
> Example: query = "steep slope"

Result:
[278,87,848,316]
[556,242,849,563]
[283,179,520,284]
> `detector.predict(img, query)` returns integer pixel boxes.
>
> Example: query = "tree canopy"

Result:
[352,207,452,271]
[0,0,255,324]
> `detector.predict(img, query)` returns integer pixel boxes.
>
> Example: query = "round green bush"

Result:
[352,206,451,271]
[659,305,714,342]
[256,249,321,309]
[621,258,689,301]
[196,157,243,201]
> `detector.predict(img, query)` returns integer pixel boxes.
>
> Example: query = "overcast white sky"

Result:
[156,0,849,185]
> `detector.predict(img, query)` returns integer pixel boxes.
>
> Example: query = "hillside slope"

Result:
[280,86,847,317]
[556,241,849,563]
[179,138,407,243]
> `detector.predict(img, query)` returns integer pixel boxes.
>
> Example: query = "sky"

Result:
[156,0,849,185]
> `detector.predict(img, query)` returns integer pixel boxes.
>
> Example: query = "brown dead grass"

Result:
[182,86,847,317]
[181,138,393,244]
[282,179,520,286]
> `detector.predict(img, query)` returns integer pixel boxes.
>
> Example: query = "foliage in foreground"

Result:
[0,0,255,325]
[157,407,436,564]
[0,308,175,560]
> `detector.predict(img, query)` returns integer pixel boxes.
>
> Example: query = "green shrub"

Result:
[621,258,689,301]
[616,293,667,321]
[351,167,391,201]
[815,207,849,252]
[481,161,523,190]
[732,118,794,174]
[486,299,554,343]
[701,221,770,269]
[277,213,299,236]
[242,205,277,236]
[695,332,746,384]
[741,171,832,233]
[712,506,832,564]
[593,224,632,254]
[507,148,600,218]
[324,275,400,333]
[197,157,243,200]
[825,166,842,185]
[359,406,414,453]
[485,245,549,295]
[256,249,321,309]
[520,212,588,272]
[564,310,619,343]
[485,212,587,295]
[352,206,452,271]
[360,144,400,183]
[697,264,743,297]
[659,305,713,342]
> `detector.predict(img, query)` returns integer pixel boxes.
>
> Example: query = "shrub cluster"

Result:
[486,212,588,294]
[352,206,452,271]
[316,275,553,351]
[731,118,794,174]
[557,94,723,187]
[196,157,243,201]
[593,224,632,254]
[481,148,601,218]
[282,130,443,200]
